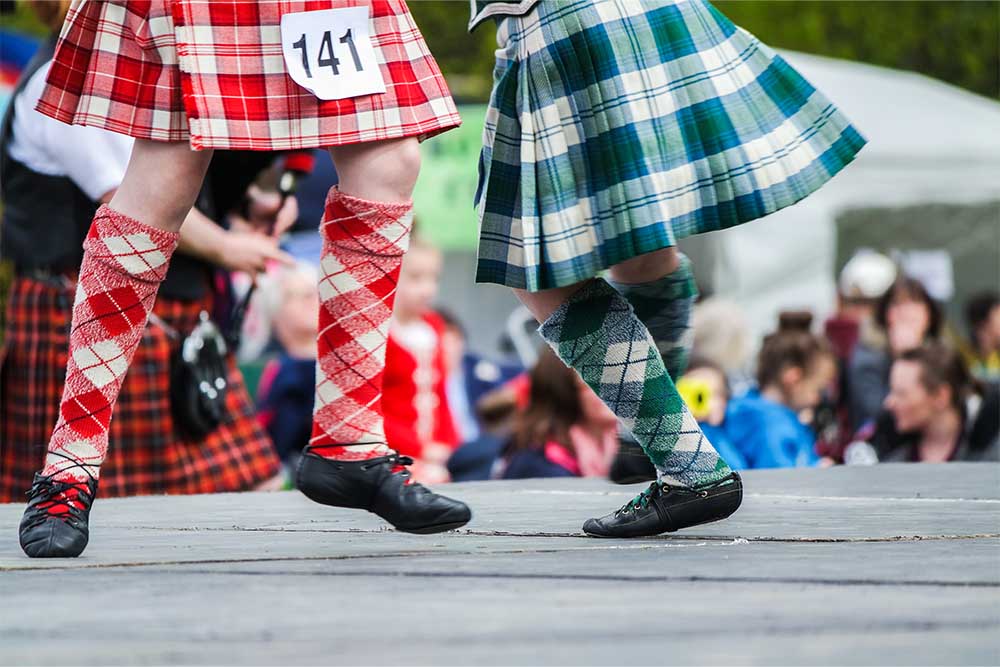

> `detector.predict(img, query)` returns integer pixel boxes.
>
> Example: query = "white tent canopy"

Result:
[703,50,1000,343]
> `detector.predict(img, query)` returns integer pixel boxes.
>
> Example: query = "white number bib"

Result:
[280,7,386,101]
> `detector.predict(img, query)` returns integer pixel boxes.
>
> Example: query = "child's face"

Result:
[395,245,442,319]
[680,367,728,426]
[275,270,320,348]
[783,355,836,412]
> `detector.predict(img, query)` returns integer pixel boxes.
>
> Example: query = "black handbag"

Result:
[167,310,231,440]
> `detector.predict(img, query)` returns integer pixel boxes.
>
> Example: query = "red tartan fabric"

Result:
[37,0,461,150]
[309,188,411,460]
[0,275,281,502]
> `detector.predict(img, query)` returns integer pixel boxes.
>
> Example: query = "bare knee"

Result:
[608,247,680,285]
[111,140,214,232]
[328,137,421,203]
[513,283,587,323]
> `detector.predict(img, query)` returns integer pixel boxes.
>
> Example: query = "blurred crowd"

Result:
[0,0,996,499]
[246,218,1000,487]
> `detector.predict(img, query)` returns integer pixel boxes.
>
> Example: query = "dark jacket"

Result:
[846,341,892,431]
[870,386,1000,463]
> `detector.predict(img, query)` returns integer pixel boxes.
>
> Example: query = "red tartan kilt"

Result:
[0,275,281,502]
[37,0,461,150]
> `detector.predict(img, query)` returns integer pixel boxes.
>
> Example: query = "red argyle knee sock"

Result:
[42,205,178,483]
[309,188,412,461]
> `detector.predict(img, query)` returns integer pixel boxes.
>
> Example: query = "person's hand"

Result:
[244,186,298,236]
[408,460,451,485]
[214,230,295,278]
[422,442,454,466]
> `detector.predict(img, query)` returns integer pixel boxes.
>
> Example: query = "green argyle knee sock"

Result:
[539,279,732,488]
[609,253,697,380]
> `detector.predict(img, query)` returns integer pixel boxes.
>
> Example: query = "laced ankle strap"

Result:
[23,472,97,528]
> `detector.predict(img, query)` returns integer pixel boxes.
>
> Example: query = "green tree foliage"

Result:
[714,0,999,100]
[409,0,999,101]
[5,0,996,100]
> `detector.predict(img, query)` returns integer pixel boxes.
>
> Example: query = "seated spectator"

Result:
[382,235,460,483]
[865,343,999,462]
[847,275,943,431]
[959,292,1000,384]
[437,308,524,444]
[676,357,748,470]
[255,262,320,471]
[446,372,529,482]
[726,313,836,469]
[500,348,619,480]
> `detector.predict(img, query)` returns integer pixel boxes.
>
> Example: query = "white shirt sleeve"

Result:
[8,62,133,201]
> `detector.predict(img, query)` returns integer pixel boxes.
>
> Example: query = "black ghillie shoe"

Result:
[583,472,742,538]
[19,473,98,558]
[296,449,472,534]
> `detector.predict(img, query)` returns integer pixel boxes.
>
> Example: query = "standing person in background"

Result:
[868,344,999,463]
[825,250,898,364]
[822,250,897,460]
[847,276,943,432]
[727,314,837,469]
[382,237,460,484]
[18,0,471,559]
[959,292,1000,384]
[469,0,865,536]
[0,2,288,505]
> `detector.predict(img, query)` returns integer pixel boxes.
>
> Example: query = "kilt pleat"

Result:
[475,0,866,291]
[37,0,460,150]
[0,276,281,502]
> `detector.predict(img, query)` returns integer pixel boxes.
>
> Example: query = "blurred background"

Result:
[1,1,998,495]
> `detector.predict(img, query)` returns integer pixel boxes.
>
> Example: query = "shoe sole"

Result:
[582,511,736,538]
[396,519,470,535]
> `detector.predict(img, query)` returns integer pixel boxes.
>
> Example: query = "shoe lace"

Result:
[24,453,96,524]
[617,482,660,515]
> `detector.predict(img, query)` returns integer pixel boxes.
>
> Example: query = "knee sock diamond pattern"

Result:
[539,279,732,488]
[609,253,698,380]
[42,205,178,483]
[309,188,412,461]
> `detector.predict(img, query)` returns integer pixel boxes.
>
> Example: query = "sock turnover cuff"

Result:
[320,188,413,258]
[607,252,697,302]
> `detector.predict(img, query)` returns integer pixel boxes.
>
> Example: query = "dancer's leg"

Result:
[21,141,212,558]
[296,137,470,534]
[309,138,419,461]
[516,278,741,537]
[516,279,731,486]
[608,247,698,380]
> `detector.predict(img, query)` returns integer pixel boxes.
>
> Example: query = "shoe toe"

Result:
[19,518,88,558]
[582,517,610,537]
[441,499,472,524]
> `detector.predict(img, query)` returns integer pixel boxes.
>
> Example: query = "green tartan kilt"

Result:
[475,0,866,291]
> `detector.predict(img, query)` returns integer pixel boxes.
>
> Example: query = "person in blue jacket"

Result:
[729,313,837,468]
